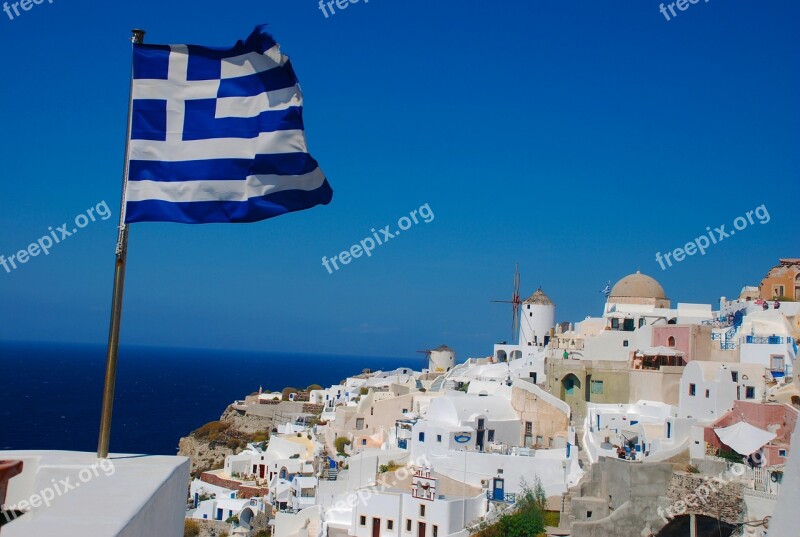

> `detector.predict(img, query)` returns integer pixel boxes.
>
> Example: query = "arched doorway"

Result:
[655,514,736,537]
[560,374,581,402]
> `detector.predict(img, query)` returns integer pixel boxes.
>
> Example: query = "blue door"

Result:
[493,478,505,501]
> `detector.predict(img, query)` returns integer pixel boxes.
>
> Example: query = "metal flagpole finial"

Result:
[131,29,145,44]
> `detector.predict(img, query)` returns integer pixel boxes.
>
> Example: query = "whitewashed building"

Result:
[678,361,770,422]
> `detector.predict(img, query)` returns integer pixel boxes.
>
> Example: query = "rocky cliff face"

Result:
[178,401,309,476]
[178,434,237,476]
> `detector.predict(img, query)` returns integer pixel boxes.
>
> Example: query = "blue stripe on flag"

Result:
[182,101,304,141]
[187,52,221,81]
[125,179,333,224]
[217,63,297,98]
[129,153,321,183]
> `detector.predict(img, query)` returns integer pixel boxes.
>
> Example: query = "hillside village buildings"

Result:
[184,259,799,537]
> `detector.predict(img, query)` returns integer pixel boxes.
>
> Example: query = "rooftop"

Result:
[1,450,188,537]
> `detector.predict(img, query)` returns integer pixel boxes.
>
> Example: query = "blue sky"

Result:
[0,0,797,359]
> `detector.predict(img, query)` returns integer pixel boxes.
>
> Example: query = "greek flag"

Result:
[125,26,332,224]
[600,281,611,297]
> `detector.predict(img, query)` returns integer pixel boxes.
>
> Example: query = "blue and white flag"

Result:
[125,26,332,224]
[600,281,611,297]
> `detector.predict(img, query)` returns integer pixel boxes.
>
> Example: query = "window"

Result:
[623,340,629,347]
[402,408,408,414]
[731,371,738,382]
[370,407,374,416]
[705,389,710,398]
[779,449,787,457]
[433,525,439,537]
[356,418,364,430]
[418,432,425,442]
[591,380,604,394]
[420,504,426,517]
[668,336,676,347]
[639,318,646,328]
[689,384,696,396]
[611,318,620,330]
[436,434,442,443]
[360,516,366,527]
[587,511,593,518]
[771,355,785,372]
[488,430,495,442]
[387,520,394,530]
[406,519,412,532]
[525,421,533,435]
[746,386,756,399]
[361,439,367,446]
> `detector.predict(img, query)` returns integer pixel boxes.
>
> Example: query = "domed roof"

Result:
[523,287,554,305]
[609,271,666,300]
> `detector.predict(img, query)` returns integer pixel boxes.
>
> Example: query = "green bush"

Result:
[282,387,300,400]
[193,421,231,442]
[307,384,323,392]
[250,431,269,443]
[334,437,351,455]
[474,478,547,537]
[184,519,200,537]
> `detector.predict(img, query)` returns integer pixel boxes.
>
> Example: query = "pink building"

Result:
[702,400,798,467]
[652,325,712,363]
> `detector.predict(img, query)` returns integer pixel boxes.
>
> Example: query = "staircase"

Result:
[327,466,338,481]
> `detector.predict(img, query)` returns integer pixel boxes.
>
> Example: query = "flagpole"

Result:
[97,28,145,459]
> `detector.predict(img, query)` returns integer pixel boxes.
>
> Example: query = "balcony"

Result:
[486,490,516,504]
[744,336,785,345]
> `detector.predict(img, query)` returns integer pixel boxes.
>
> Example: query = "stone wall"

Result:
[664,472,743,525]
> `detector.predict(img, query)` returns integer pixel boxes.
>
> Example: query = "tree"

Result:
[334,437,351,455]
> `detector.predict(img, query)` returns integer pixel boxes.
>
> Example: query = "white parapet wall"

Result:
[1,450,189,537]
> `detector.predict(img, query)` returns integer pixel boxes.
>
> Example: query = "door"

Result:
[259,465,265,479]
[493,478,505,501]
[418,522,426,537]
[477,419,485,451]
[372,517,381,537]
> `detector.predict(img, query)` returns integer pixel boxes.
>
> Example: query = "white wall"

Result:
[422,448,581,498]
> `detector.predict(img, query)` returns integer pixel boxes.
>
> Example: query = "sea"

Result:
[0,341,415,455]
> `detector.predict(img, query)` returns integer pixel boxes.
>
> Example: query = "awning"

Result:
[714,421,776,455]
[636,346,684,356]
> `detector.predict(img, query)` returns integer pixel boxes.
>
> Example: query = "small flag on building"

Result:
[600,281,611,297]
[125,25,332,224]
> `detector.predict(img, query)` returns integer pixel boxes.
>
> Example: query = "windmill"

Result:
[492,264,521,342]
[416,348,432,370]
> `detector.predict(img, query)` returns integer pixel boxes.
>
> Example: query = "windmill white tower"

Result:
[519,288,556,347]
[422,345,455,373]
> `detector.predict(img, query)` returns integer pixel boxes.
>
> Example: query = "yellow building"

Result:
[760,258,800,300]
